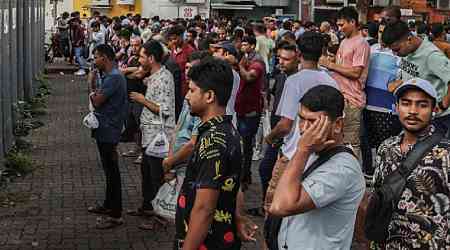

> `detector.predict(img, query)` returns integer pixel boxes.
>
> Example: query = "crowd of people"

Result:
[54,6,450,250]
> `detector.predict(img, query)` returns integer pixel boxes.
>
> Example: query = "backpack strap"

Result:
[302,145,355,181]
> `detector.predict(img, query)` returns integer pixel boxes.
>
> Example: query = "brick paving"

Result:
[0,74,265,250]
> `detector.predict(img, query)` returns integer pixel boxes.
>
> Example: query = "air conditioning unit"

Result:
[326,0,344,3]
[91,0,110,5]
[437,0,450,9]
[372,0,389,6]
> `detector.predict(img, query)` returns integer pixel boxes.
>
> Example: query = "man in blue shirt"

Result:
[88,44,128,229]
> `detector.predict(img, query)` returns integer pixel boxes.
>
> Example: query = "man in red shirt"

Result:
[168,25,196,112]
[236,36,266,188]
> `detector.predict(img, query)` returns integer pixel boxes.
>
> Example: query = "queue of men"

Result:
[54,6,450,249]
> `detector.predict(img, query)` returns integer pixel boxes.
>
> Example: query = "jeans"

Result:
[96,142,122,218]
[141,151,164,210]
[237,114,261,184]
[74,46,88,69]
[259,144,280,203]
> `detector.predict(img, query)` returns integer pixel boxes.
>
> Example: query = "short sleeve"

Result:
[191,117,202,136]
[101,75,121,98]
[352,41,370,68]
[302,161,350,208]
[275,76,300,120]
[428,52,450,101]
[249,61,264,78]
[195,137,228,189]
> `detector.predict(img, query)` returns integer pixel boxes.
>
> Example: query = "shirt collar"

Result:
[198,115,231,135]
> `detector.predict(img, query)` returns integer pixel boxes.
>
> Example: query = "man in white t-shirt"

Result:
[264,32,338,212]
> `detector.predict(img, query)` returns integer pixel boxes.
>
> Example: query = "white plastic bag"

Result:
[145,108,169,158]
[152,179,178,220]
[263,110,271,137]
[152,167,186,220]
[82,112,99,129]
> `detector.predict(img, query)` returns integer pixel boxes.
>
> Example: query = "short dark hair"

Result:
[90,21,100,29]
[242,36,257,46]
[253,23,266,34]
[142,40,164,63]
[118,29,131,39]
[94,44,115,61]
[297,31,324,62]
[283,21,292,30]
[300,85,344,120]
[368,21,379,39]
[167,25,185,37]
[337,6,359,25]
[382,6,401,20]
[416,22,429,35]
[382,21,410,46]
[431,23,445,39]
[188,50,210,62]
[187,28,198,38]
[277,40,297,51]
[188,58,234,107]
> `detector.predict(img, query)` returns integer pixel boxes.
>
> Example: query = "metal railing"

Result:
[0,0,45,164]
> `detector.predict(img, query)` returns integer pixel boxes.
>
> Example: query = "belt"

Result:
[240,111,260,118]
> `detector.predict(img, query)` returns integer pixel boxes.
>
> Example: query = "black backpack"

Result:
[265,145,356,250]
[364,131,443,242]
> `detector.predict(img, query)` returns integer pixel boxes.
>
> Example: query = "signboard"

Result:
[179,6,198,19]
[117,0,135,4]
[401,9,413,16]
[185,0,206,3]
[3,9,8,34]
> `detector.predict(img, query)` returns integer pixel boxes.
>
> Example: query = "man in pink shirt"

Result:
[319,6,370,159]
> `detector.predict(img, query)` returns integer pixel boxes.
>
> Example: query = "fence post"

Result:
[23,0,33,101]
[0,5,4,161]
[1,0,14,157]
[16,0,24,101]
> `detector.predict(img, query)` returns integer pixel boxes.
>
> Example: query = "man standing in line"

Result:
[174,58,243,250]
[87,44,128,229]
[128,41,176,230]
[319,6,371,158]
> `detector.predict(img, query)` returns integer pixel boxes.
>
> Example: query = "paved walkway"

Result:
[0,74,265,250]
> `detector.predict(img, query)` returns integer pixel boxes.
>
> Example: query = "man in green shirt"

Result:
[382,21,450,132]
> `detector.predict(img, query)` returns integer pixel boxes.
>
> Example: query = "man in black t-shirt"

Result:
[174,58,243,250]
[119,36,146,161]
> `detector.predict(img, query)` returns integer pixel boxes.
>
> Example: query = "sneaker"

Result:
[133,155,143,165]
[95,216,123,229]
[74,69,86,76]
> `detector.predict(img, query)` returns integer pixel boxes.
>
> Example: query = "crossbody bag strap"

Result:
[392,131,444,202]
[301,145,355,181]
[398,131,443,178]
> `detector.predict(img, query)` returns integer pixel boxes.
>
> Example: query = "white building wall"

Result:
[45,0,74,32]
[141,0,209,19]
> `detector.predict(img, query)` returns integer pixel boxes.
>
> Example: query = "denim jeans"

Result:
[96,142,122,218]
[74,46,88,69]
[258,144,280,203]
[141,151,164,210]
[237,114,261,184]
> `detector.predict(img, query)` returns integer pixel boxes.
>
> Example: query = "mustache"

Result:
[405,116,423,122]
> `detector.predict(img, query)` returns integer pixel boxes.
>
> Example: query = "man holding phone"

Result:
[270,85,365,249]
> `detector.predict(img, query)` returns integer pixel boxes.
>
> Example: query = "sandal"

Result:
[88,205,112,215]
[96,217,124,229]
[126,207,155,217]
[122,150,138,157]
[138,220,155,230]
